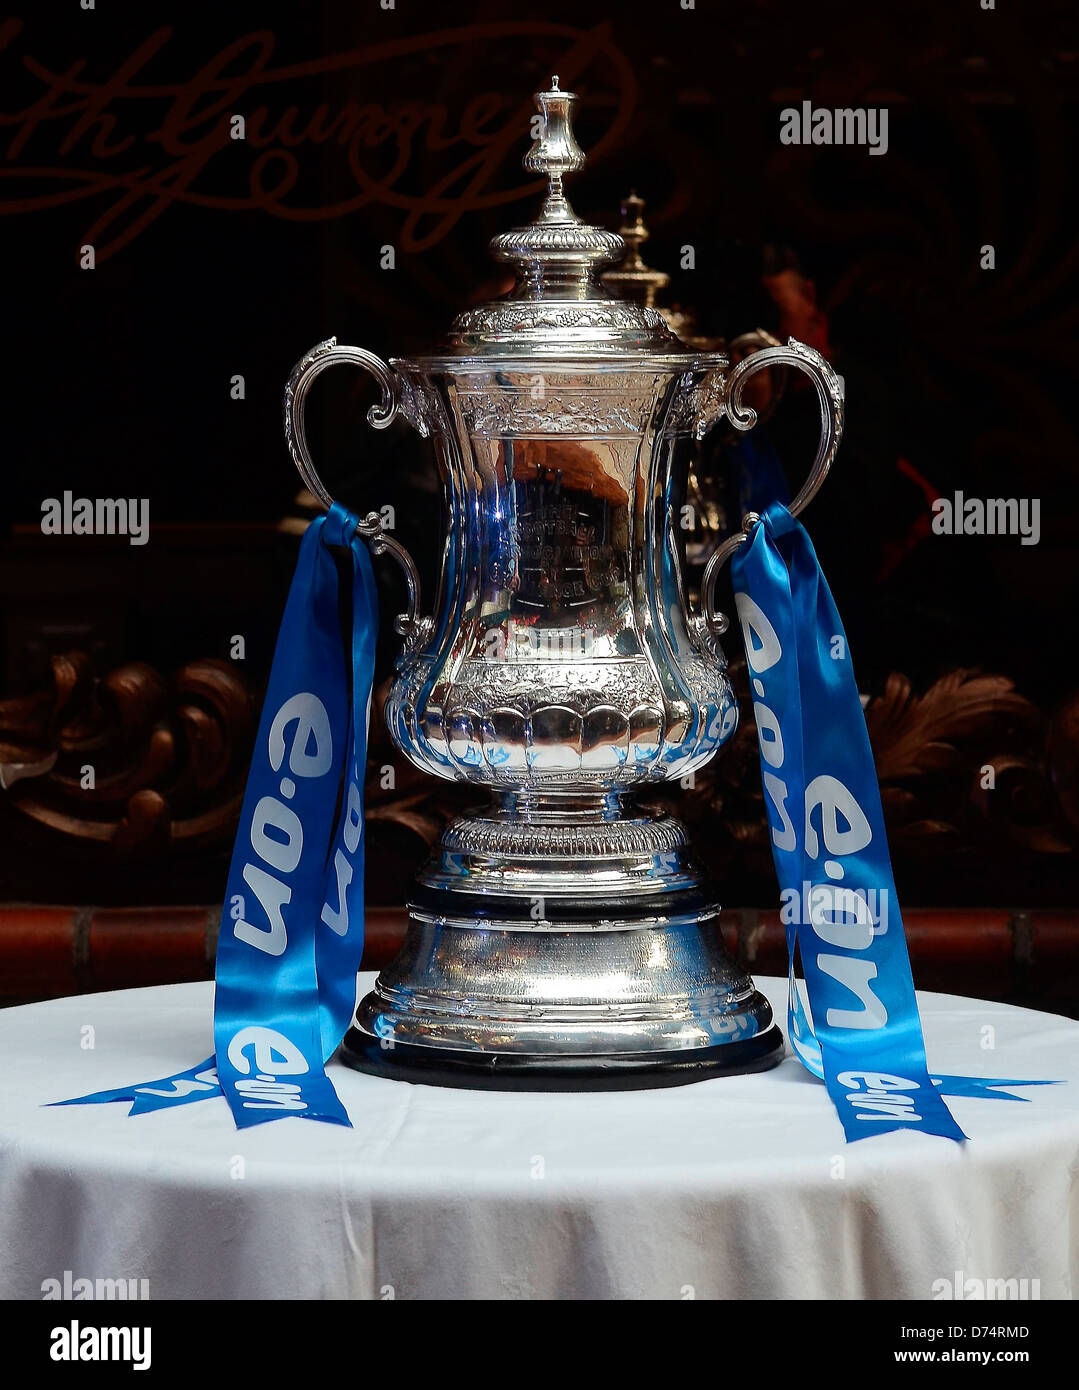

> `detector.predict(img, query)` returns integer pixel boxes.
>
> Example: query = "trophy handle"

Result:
[726,328,788,427]
[697,337,845,636]
[284,337,425,646]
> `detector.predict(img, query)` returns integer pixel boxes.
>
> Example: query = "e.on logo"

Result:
[233,692,334,958]
[226,1025,310,1112]
[837,1070,922,1126]
[735,591,888,1035]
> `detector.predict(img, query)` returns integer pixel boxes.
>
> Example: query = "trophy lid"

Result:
[443,78,686,358]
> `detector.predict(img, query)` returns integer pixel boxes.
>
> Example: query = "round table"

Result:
[2,976,1076,1300]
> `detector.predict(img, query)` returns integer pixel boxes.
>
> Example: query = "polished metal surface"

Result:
[422,796,702,907]
[282,76,846,1084]
[382,357,740,791]
[450,76,676,358]
[355,915,772,1056]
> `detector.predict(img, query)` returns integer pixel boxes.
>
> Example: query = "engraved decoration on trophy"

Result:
[282,77,845,1089]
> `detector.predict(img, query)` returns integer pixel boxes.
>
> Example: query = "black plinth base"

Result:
[339,1025,786,1092]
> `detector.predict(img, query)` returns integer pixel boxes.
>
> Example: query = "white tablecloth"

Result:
[1,976,1076,1300]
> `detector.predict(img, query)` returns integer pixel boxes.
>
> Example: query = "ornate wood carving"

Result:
[647,660,1078,893]
[1,654,1075,903]
[0,652,255,857]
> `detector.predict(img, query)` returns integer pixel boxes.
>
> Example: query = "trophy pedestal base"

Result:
[342,798,783,1092]
[340,1025,784,1092]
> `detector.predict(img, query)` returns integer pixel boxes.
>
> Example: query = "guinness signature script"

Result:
[0,19,635,261]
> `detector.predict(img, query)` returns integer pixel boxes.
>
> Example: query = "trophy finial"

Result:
[454,79,680,349]
[487,77,622,288]
[522,76,587,216]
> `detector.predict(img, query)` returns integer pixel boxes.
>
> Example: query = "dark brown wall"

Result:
[1,0,1077,1002]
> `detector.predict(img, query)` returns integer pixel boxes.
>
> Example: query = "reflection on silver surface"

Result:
[384,362,739,790]
[282,77,844,1082]
[356,915,771,1056]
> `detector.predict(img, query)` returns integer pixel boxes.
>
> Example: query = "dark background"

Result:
[0,1,1076,995]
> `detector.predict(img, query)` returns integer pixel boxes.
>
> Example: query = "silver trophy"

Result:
[284,77,844,1089]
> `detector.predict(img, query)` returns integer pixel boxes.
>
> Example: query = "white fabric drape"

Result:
[1,976,1076,1299]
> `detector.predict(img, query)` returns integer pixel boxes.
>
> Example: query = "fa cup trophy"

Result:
[284,77,844,1089]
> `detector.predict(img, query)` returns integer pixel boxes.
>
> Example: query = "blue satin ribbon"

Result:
[55,504,377,1129]
[728,501,1059,1142]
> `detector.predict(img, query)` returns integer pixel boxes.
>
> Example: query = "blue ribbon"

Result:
[51,1057,221,1115]
[55,504,377,1129]
[729,501,1059,1142]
